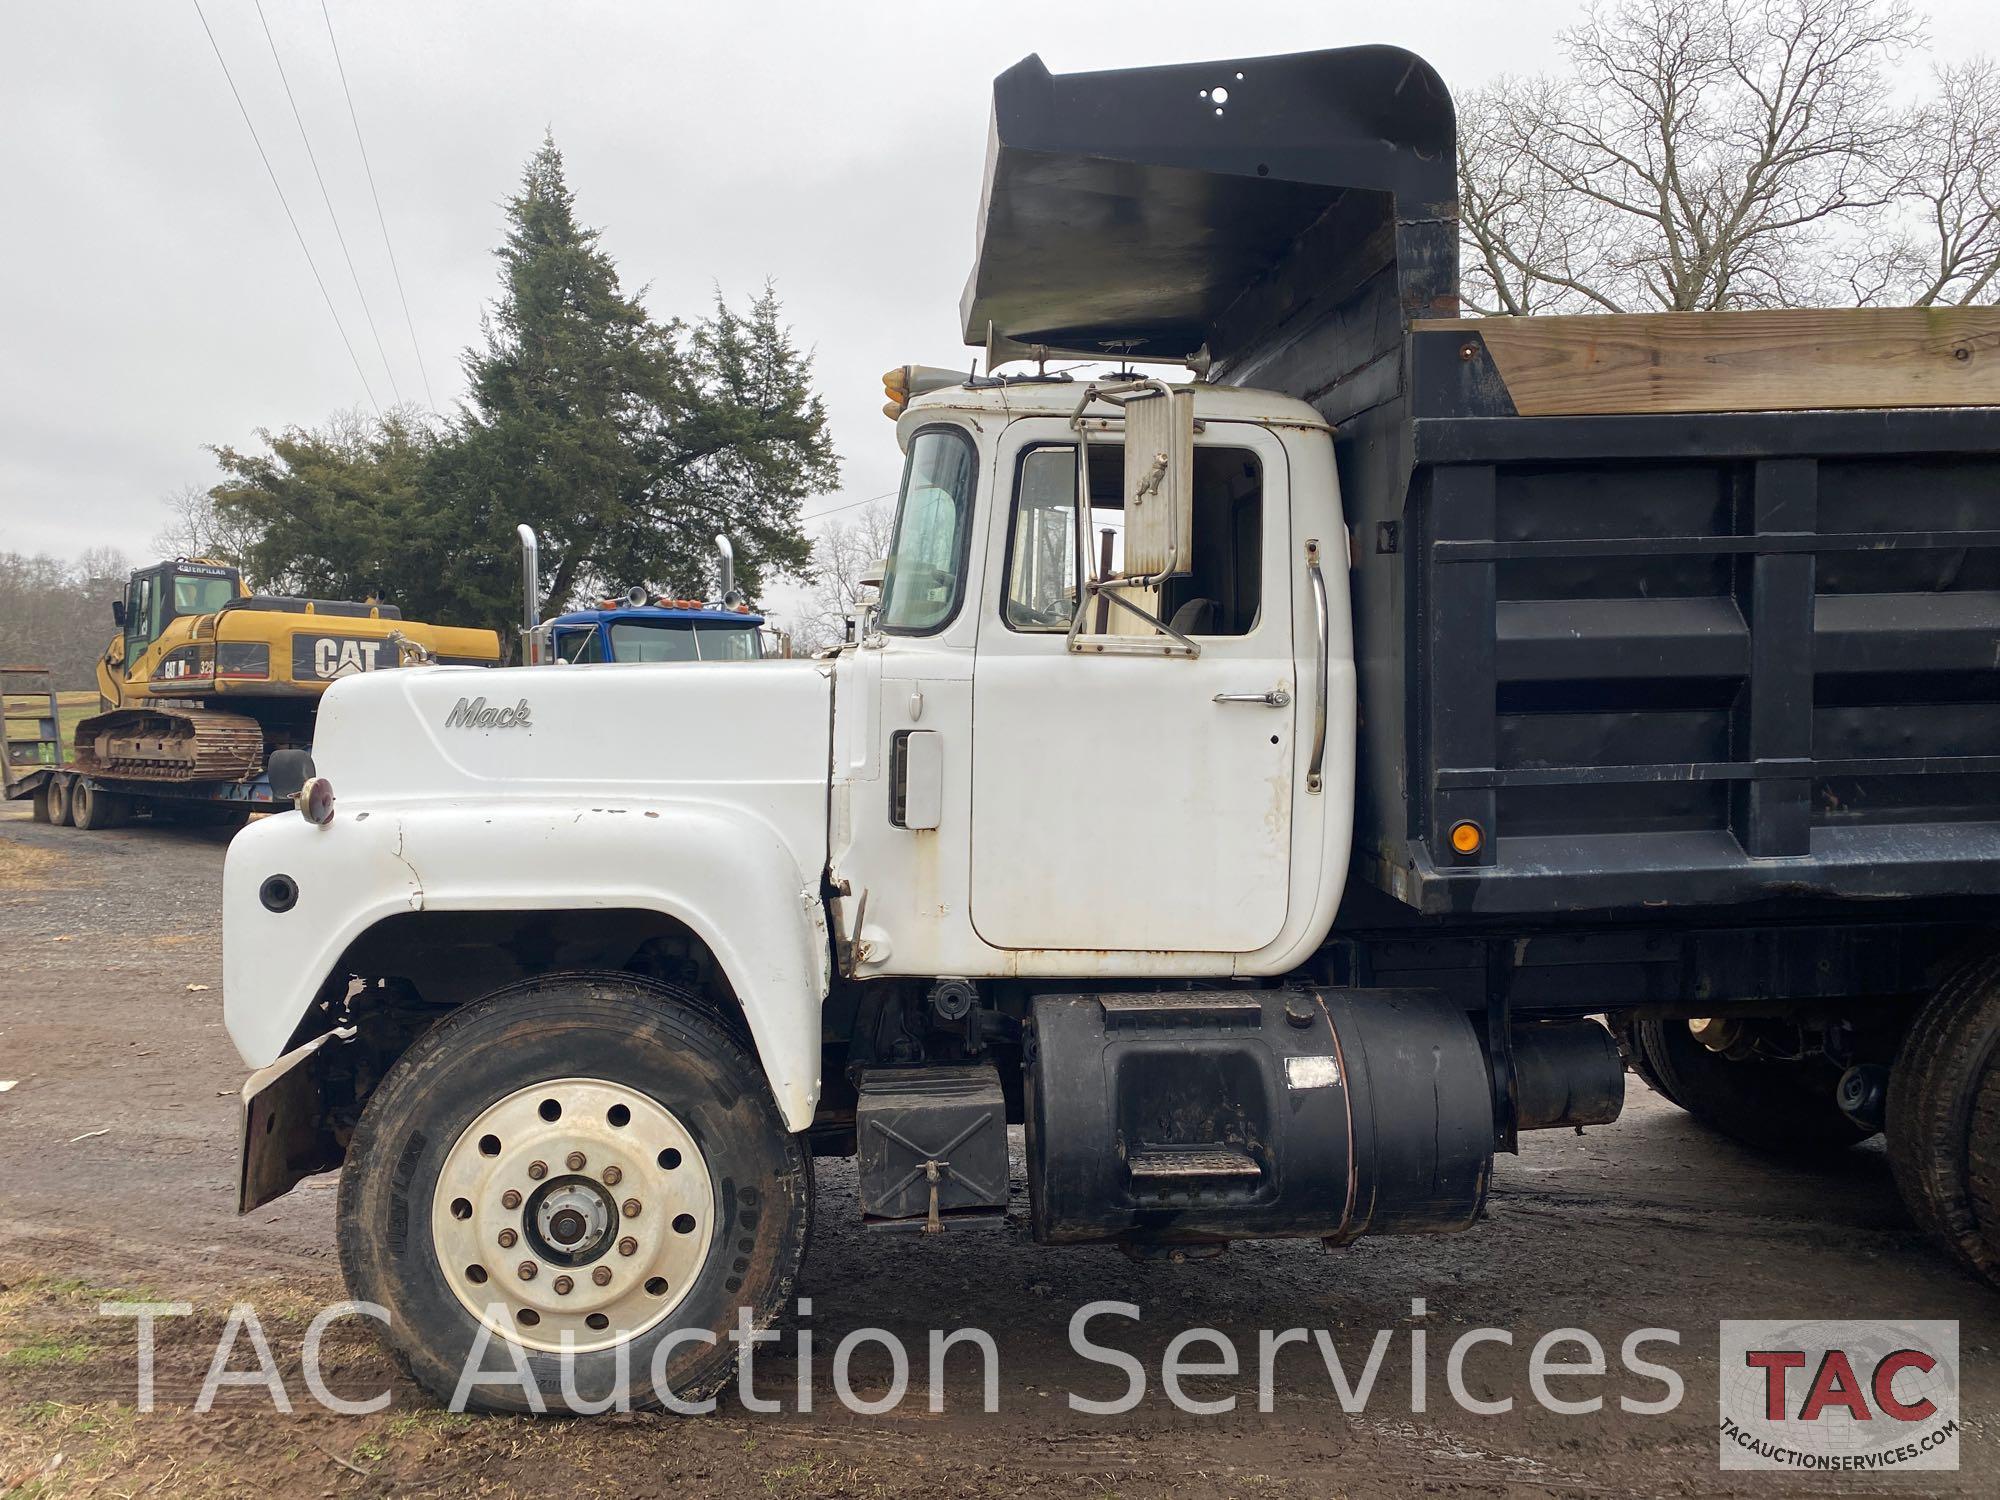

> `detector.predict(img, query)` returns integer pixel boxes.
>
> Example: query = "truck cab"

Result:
[829,376,1349,981]
[540,601,766,666]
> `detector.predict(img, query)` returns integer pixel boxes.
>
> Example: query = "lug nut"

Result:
[566,1151,587,1172]
[517,1261,537,1281]
[593,1265,613,1286]
[617,1236,638,1257]
[622,1198,642,1218]
[527,1160,548,1181]
[498,1228,518,1249]
[501,1189,522,1210]
[602,1165,622,1186]
[553,1275,574,1296]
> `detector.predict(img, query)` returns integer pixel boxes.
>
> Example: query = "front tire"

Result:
[337,975,811,1413]
[1630,1017,1871,1156]
[44,774,73,827]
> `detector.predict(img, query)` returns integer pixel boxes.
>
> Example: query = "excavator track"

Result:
[70,707,266,784]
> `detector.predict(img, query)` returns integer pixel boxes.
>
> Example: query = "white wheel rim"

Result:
[431,1077,716,1355]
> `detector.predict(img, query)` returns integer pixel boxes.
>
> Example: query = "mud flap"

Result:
[237,1026,354,1213]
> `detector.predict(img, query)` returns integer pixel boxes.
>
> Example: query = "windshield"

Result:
[172,573,238,616]
[606,620,762,662]
[878,427,978,634]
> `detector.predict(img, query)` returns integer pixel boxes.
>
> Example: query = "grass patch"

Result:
[387,1409,477,1438]
[0,1273,162,1309]
[2,1333,95,1368]
[56,691,95,762]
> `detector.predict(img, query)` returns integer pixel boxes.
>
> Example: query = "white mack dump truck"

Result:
[226,46,2000,1412]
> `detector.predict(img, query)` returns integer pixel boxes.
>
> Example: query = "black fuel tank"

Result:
[1024,988,1492,1245]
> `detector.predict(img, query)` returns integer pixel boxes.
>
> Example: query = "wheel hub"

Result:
[526,1176,616,1265]
[431,1077,716,1354]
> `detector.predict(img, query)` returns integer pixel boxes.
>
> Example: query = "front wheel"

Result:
[337,975,811,1413]
[44,774,73,827]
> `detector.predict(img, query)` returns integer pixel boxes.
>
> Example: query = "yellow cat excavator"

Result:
[4,558,499,829]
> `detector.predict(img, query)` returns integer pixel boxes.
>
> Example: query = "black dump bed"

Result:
[966,47,2000,918]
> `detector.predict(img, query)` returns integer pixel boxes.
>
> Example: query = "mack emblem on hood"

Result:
[444,696,533,730]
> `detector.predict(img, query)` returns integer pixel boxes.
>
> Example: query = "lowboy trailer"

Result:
[222,45,2000,1413]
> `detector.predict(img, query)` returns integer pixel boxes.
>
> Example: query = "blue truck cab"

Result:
[541,597,766,664]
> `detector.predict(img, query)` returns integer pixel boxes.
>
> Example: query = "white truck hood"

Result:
[310,659,833,804]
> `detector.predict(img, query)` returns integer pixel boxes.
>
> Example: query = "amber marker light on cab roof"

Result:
[882,364,968,419]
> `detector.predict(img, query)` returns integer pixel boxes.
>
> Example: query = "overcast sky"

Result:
[4,0,1996,619]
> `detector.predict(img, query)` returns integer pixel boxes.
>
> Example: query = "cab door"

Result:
[968,418,1295,953]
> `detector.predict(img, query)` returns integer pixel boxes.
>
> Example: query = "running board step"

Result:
[1126,1146,1263,1182]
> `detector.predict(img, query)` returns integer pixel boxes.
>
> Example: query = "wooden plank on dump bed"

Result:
[1414,307,2000,416]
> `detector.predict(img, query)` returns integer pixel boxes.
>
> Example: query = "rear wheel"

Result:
[338,975,811,1413]
[1630,1017,1871,1156]
[44,775,73,827]
[1886,950,2000,1283]
[69,781,129,830]
[29,782,52,823]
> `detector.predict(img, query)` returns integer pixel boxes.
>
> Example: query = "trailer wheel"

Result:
[69,781,129,830]
[1630,1018,1871,1155]
[337,974,811,1414]
[1886,951,2000,1283]
[44,774,73,827]
[29,782,52,823]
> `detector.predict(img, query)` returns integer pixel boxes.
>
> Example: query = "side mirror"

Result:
[111,599,126,628]
[1068,380,1200,657]
[266,748,315,800]
[1120,386,1195,579]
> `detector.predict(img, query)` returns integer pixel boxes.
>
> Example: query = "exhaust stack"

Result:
[715,533,736,604]
[517,525,540,634]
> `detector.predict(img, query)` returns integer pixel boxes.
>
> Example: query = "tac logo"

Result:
[1719,1320,1958,1472]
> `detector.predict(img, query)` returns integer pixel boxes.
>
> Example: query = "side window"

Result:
[557,627,604,664]
[127,575,156,649]
[879,427,979,635]
[1003,443,1264,637]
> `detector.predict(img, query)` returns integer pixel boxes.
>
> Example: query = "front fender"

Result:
[223,802,831,1130]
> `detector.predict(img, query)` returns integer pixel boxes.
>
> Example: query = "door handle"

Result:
[1307,538,1328,794]
[1213,688,1291,708]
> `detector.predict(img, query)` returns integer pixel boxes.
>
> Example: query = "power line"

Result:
[320,0,437,410]
[804,490,896,521]
[191,0,380,413]
[253,0,402,406]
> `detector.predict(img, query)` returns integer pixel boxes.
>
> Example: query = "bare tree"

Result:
[788,502,894,654]
[1872,57,2000,305]
[152,481,264,577]
[0,547,131,689]
[1459,0,1950,313]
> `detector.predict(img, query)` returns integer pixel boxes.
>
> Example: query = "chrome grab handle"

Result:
[1213,689,1291,708]
[1306,538,1328,794]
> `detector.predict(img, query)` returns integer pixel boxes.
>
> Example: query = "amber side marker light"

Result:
[1449,819,1484,856]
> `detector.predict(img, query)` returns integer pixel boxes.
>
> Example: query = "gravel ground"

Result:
[0,801,1992,1497]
